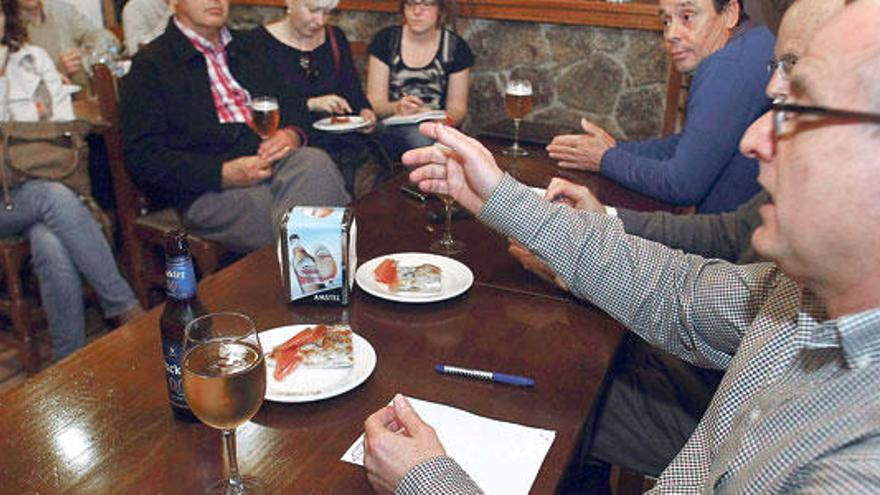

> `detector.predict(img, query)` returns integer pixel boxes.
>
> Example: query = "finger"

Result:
[548,134,584,147]
[547,151,585,164]
[580,117,602,134]
[364,406,397,437]
[265,146,291,163]
[401,144,448,168]
[419,122,485,170]
[391,394,428,437]
[545,178,573,200]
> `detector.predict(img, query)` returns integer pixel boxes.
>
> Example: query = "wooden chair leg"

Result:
[2,247,39,374]
[123,232,151,308]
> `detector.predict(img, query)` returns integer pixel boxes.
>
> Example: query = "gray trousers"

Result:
[561,333,724,493]
[183,147,350,253]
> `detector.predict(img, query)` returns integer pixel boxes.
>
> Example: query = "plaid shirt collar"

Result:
[801,294,880,369]
[174,17,232,54]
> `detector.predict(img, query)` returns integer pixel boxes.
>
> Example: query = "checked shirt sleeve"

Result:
[479,174,773,370]
[396,456,483,495]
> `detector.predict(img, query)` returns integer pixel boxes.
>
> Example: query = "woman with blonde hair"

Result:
[247,0,376,193]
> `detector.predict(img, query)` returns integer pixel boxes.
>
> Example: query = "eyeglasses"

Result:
[300,51,319,84]
[772,102,880,138]
[767,54,798,80]
[404,0,438,7]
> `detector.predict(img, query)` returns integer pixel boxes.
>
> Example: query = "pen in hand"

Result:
[435,364,535,387]
[401,185,427,203]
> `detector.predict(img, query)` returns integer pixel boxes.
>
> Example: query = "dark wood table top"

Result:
[0,138,672,493]
[356,139,676,300]
[0,249,624,493]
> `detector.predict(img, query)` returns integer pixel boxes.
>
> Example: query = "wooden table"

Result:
[0,140,671,493]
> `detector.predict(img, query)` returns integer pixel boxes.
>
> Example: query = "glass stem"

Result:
[513,118,522,149]
[224,429,242,487]
[443,200,454,244]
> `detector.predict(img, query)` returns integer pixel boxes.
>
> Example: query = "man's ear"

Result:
[722,0,741,30]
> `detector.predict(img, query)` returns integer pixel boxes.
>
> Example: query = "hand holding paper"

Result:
[363,394,446,493]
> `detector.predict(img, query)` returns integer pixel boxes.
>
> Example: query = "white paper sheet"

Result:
[341,396,556,495]
[381,110,448,126]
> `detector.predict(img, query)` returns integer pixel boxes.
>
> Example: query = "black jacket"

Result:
[120,20,309,210]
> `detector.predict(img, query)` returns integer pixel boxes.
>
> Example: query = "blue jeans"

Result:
[0,181,139,361]
[375,123,434,161]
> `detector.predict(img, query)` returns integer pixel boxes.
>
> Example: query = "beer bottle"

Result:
[160,230,206,422]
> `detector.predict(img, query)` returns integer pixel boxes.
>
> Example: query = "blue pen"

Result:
[435,364,535,387]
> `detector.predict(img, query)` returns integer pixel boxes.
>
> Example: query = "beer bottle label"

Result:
[166,256,196,299]
[162,338,188,408]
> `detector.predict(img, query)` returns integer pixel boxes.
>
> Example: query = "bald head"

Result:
[776,0,846,59]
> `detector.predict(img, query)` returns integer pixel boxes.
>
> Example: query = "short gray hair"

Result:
[293,0,340,10]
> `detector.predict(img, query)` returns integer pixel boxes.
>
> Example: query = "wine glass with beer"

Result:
[250,96,280,139]
[183,312,266,494]
[503,79,533,157]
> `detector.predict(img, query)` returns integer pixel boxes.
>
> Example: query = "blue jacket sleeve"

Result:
[600,56,765,207]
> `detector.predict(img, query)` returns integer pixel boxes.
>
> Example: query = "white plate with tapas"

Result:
[313,115,369,133]
[356,252,474,304]
[260,324,376,403]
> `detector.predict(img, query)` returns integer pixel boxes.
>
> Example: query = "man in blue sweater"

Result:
[547,0,774,213]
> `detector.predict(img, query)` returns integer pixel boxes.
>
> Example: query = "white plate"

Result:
[313,115,369,133]
[260,325,376,403]
[356,252,474,303]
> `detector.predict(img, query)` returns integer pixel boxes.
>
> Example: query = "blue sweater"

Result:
[600,26,775,213]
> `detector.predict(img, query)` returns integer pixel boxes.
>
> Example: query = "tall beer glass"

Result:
[503,80,533,157]
[250,96,280,139]
[183,312,266,494]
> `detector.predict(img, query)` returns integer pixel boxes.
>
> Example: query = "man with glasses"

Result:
[504,0,839,490]
[547,0,774,214]
[121,0,350,253]
[363,0,880,492]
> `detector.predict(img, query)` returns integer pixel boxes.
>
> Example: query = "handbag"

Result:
[0,120,93,210]
[0,120,114,241]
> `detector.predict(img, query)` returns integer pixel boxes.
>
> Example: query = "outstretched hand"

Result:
[364,394,446,494]
[545,178,607,213]
[546,118,616,171]
[402,122,504,214]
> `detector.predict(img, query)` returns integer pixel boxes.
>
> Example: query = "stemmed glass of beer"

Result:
[503,79,533,157]
[430,193,464,255]
[183,312,266,494]
[250,96,280,139]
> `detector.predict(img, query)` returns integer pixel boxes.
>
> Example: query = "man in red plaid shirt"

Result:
[121,0,350,253]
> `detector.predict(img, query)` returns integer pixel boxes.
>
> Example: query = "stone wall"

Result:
[230,6,670,141]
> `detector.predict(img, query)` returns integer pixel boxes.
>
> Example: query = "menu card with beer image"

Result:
[278,206,357,304]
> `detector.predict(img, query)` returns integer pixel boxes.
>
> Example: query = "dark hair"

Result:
[1,0,28,52]
[713,0,747,24]
[399,0,457,29]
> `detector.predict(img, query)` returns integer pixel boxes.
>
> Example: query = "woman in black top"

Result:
[367,0,473,160]
[248,0,376,194]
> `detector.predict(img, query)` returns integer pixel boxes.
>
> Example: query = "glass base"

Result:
[502,144,529,157]
[206,476,263,495]
[430,237,465,256]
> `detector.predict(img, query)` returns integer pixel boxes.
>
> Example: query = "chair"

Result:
[0,236,45,374]
[91,64,227,307]
[662,65,689,137]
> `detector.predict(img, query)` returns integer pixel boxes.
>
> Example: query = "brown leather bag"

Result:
[0,120,113,239]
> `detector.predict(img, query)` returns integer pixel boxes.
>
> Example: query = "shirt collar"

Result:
[803,302,880,370]
[173,17,232,54]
